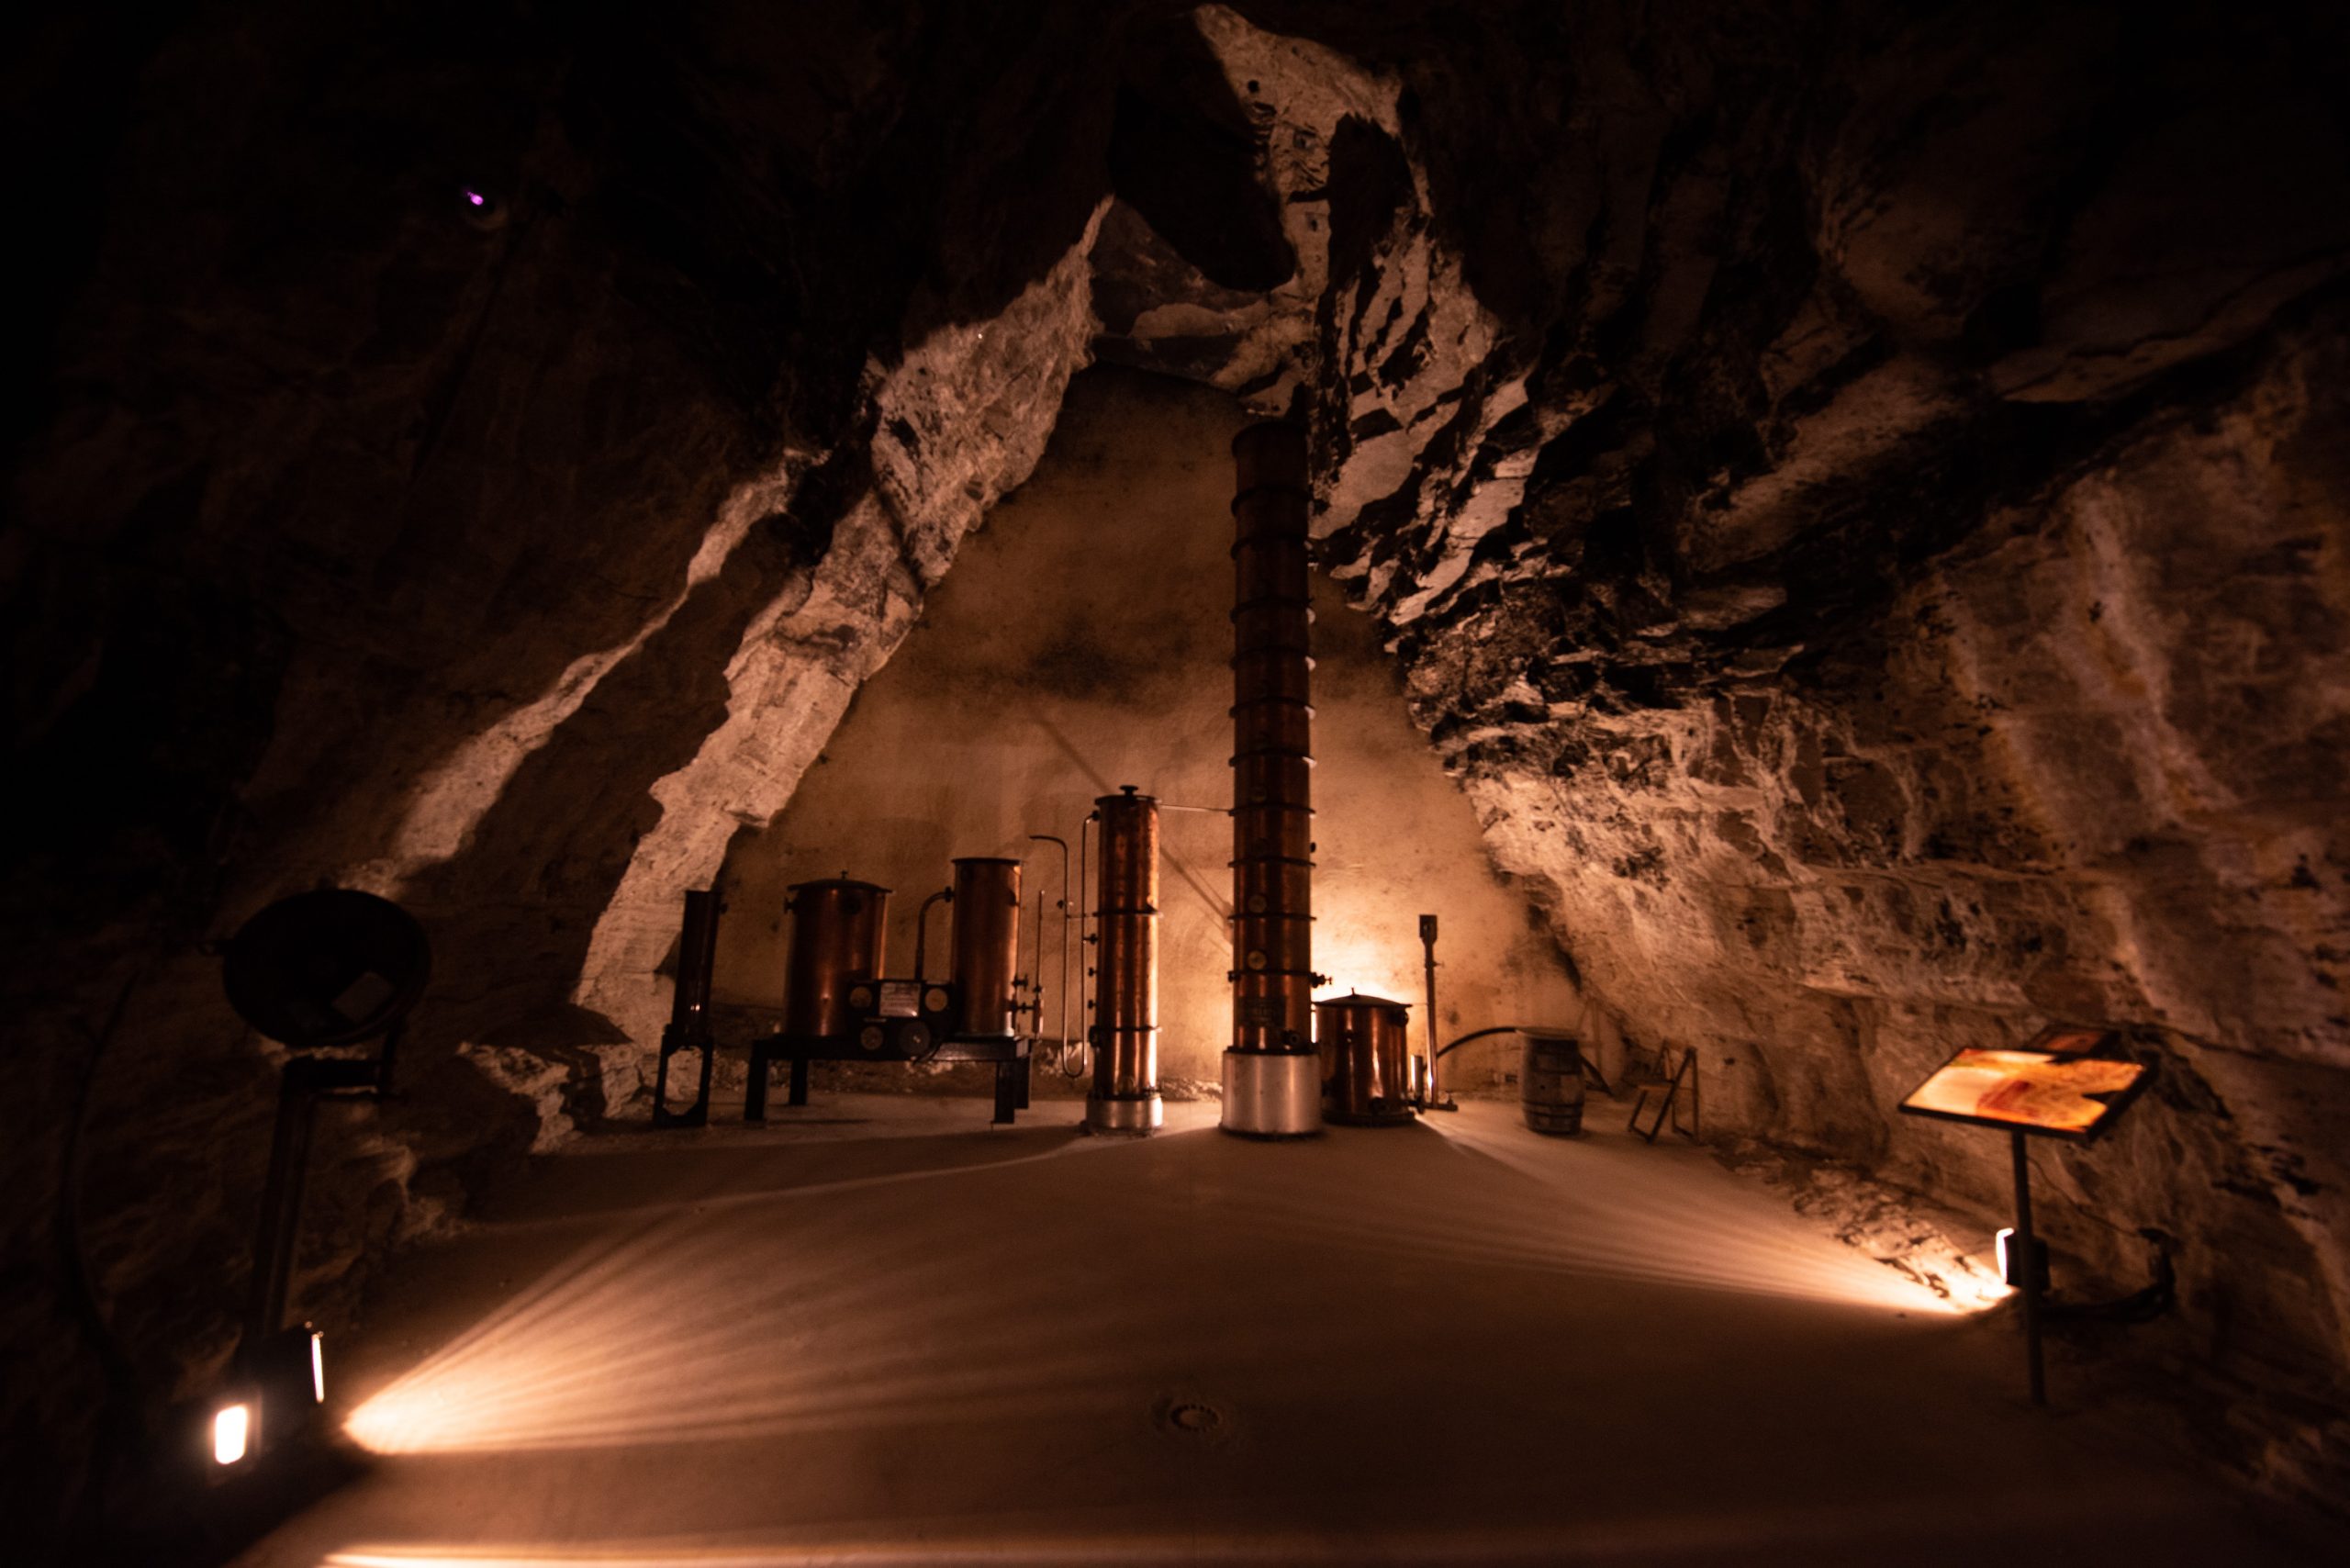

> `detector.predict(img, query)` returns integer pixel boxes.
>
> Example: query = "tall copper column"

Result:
[1088,786,1163,1134]
[1221,421,1324,1137]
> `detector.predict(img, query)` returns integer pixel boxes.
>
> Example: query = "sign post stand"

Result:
[1898,1025,2153,1407]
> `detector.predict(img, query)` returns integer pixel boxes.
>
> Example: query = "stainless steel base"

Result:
[1086,1093,1164,1136]
[1218,1049,1323,1137]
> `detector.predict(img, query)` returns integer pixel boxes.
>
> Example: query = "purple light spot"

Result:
[464,189,486,207]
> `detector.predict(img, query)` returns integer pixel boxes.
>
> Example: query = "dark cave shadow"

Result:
[394,504,821,1134]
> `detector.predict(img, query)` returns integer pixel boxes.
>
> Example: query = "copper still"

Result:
[781,875,890,1039]
[948,857,1022,1037]
[1316,992,1416,1126]
[1221,420,1323,1137]
[1089,786,1163,1134]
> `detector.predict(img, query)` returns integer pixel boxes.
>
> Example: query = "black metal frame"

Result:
[746,1028,1033,1126]
[1628,1047,1698,1142]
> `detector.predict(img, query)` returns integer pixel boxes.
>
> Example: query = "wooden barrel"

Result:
[1520,1030,1586,1136]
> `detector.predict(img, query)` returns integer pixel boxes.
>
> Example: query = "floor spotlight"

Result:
[1994,1226,2049,1292]
[195,888,425,1479]
[203,1323,328,1476]
[210,1399,252,1468]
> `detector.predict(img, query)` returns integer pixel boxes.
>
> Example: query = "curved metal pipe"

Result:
[1437,1024,1610,1094]
[1077,810,1094,1075]
[912,887,953,984]
[1027,834,1073,1070]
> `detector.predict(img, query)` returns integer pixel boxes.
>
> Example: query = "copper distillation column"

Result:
[1087,786,1164,1134]
[1220,420,1324,1137]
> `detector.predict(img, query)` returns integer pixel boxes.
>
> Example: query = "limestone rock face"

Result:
[1213,0,2350,1499]
[6,0,2350,1547]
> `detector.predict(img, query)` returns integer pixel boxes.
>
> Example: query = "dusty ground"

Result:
[227,1097,2329,1566]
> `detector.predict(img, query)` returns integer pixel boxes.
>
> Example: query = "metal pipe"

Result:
[1027,834,1074,1070]
[1025,888,1046,1035]
[912,887,952,985]
[1078,810,1094,1073]
[2012,1130,2047,1406]
[1088,786,1163,1134]
[245,1070,319,1347]
[1419,913,1442,1107]
[1221,420,1322,1137]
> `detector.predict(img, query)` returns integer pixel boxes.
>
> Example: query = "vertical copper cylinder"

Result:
[1230,420,1315,1054]
[667,888,722,1032]
[1316,992,1416,1126]
[782,877,890,1039]
[948,857,1021,1037]
[1091,788,1161,1127]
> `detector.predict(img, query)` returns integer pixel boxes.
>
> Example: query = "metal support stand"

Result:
[1629,1047,1698,1143]
[654,888,723,1127]
[750,1032,1029,1125]
[245,1045,387,1350]
[1418,914,1456,1112]
[651,1028,714,1128]
[2011,1129,2047,1406]
[992,1059,1031,1126]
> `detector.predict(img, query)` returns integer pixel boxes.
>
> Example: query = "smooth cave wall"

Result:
[713,366,1583,1088]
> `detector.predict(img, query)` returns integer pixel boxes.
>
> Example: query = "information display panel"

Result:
[1899,1027,2149,1143]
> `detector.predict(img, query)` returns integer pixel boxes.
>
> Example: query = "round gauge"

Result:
[847,984,873,1010]
[859,1024,886,1053]
[902,1021,932,1054]
[1247,894,1267,913]
[1246,950,1267,971]
[923,986,950,1014]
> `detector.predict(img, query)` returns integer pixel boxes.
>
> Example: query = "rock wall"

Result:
[1225,0,2350,1500]
[3,5,1123,1551]
[6,0,2349,1550]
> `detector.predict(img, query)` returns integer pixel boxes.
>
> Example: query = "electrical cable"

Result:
[61,961,154,1539]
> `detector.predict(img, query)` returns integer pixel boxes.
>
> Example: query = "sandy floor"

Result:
[228,1095,2327,1566]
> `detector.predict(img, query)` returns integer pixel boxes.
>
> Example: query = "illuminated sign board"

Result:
[1898,1026,2150,1143]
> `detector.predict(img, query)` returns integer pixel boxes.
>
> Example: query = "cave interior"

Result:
[6,2,2350,1564]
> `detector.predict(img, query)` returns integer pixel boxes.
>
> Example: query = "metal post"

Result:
[245,1072,319,1348]
[1028,834,1072,1070]
[1419,914,1441,1106]
[243,1056,374,1350]
[2011,1130,2047,1406]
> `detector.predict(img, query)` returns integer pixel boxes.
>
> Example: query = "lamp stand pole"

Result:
[2011,1129,2047,1407]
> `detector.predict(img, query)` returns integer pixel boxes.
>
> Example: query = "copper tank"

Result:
[1089,787,1161,1131]
[1229,420,1315,1054]
[782,875,890,1039]
[1316,991,1416,1126]
[948,857,1021,1037]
